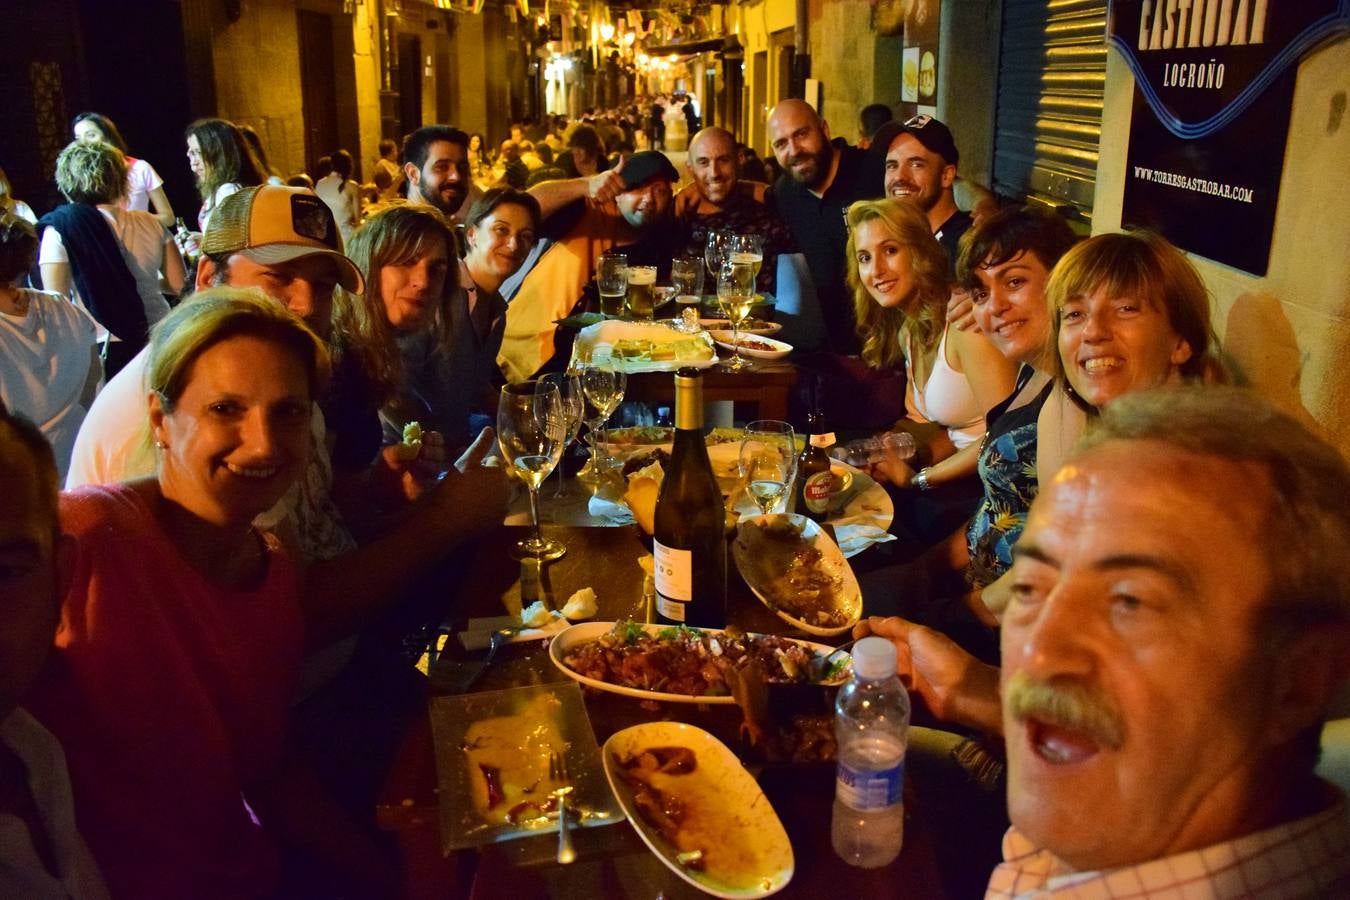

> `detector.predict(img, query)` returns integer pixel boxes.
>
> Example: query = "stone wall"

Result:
[811,0,900,141]
[1094,37,1350,456]
[208,0,307,178]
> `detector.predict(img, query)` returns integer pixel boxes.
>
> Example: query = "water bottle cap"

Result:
[853,636,897,679]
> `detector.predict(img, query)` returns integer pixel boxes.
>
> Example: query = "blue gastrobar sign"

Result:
[1106,1,1350,274]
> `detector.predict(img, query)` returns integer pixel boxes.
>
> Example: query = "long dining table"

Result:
[373,520,1008,900]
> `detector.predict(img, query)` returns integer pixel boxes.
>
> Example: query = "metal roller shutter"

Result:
[992,0,1107,219]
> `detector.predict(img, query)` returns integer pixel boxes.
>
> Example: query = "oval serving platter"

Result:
[549,621,851,705]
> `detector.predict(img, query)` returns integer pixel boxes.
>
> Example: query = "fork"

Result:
[549,752,577,864]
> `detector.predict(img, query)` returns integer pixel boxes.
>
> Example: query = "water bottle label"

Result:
[836,760,903,811]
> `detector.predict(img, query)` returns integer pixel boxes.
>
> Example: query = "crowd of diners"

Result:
[1,94,1348,898]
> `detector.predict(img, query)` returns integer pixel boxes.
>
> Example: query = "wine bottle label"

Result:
[653,540,692,604]
[655,595,686,622]
[836,759,904,811]
[803,470,834,513]
[809,432,836,448]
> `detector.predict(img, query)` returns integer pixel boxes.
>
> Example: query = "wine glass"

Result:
[576,364,627,485]
[540,371,584,498]
[728,232,765,287]
[739,421,797,515]
[704,229,731,282]
[716,260,756,372]
[498,380,567,561]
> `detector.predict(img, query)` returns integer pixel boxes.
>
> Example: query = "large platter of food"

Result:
[604,722,793,898]
[732,514,863,636]
[550,620,853,705]
[428,682,623,850]
[573,320,717,372]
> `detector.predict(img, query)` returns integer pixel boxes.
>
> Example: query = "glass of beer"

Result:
[671,255,705,298]
[626,265,657,320]
[597,252,628,319]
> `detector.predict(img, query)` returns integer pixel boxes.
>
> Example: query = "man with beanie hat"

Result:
[498,151,684,382]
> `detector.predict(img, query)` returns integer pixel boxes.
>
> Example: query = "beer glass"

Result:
[626,265,657,320]
[597,252,628,319]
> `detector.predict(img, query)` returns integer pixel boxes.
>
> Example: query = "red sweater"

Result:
[31,484,304,899]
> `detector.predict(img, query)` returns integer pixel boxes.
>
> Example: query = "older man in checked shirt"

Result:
[860,386,1350,898]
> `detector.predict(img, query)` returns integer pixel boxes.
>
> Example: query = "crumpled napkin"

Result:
[457,614,569,650]
[831,522,897,556]
[587,494,635,525]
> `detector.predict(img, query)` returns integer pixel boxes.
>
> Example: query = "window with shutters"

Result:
[991,0,1107,220]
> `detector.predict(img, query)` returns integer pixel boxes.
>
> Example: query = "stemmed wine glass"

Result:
[704,229,732,283]
[716,260,757,372]
[728,232,765,287]
[498,380,567,561]
[739,421,798,515]
[576,364,626,485]
[540,371,584,498]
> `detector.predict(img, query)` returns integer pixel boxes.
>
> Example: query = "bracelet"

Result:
[913,467,933,491]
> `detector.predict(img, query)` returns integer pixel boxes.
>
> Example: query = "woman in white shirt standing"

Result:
[0,215,99,480]
[71,112,176,230]
[37,141,184,379]
[314,149,361,247]
[182,118,266,235]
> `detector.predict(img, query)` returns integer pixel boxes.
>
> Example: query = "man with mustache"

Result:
[498,151,684,382]
[860,385,1350,896]
[765,99,884,354]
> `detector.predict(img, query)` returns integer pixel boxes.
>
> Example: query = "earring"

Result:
[155,440,166,450]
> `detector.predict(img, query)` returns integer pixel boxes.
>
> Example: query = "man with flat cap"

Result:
[499,150,684,382]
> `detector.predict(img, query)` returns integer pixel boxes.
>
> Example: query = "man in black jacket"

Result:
[765,99,884,355]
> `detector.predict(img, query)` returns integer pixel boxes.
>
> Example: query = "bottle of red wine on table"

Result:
[653,368,727,628]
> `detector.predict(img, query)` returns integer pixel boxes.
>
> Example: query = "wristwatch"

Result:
[913,468,933,492]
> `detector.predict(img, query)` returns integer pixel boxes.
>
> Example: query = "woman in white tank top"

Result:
[846,198,1015,492]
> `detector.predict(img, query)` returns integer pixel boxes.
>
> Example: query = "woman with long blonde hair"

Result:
[845,198,1015,497]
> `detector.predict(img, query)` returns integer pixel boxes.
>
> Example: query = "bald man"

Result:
[765,99,883,355]
[674,127,795,294]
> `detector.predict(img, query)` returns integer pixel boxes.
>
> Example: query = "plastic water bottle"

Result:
[832,431,917,468]
[832,636,909,868]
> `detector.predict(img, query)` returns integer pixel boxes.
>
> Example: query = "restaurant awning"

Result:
[643,36,739,57]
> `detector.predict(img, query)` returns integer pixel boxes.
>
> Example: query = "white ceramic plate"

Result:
[699,317,782,336]
[603,722,794,898]
[549,621,851,705]
[707,331,793,361]
[732,514,863,636]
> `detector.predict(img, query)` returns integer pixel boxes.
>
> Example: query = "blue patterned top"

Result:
[965,368,1054,589]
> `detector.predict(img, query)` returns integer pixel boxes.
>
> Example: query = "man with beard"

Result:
[674,127,795,296]
[765,99,883,354]
[858,386,1350,897]
[498,151,682,382]
[872,114,972,274]
[401,125,480,224]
